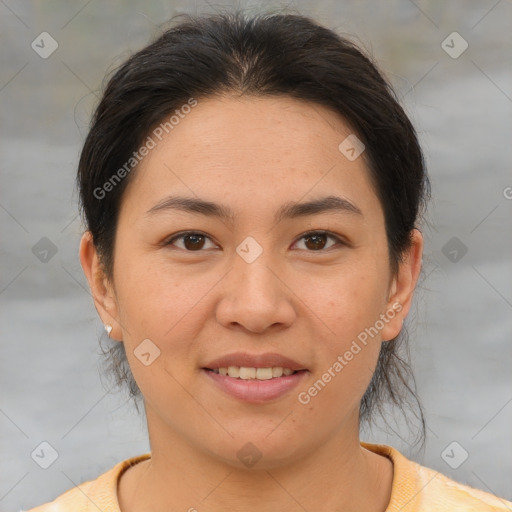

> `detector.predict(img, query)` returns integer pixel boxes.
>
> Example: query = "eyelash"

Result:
[163,230,346,252]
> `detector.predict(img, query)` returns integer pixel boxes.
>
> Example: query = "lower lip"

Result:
[202,369,309,403]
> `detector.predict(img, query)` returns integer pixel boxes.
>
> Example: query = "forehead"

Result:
[120,94,383,224]
[152,94,356,165]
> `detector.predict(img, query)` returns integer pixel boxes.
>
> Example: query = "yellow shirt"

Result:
[26,442,512,511]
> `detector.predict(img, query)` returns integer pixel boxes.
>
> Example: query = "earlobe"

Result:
[79,231,122,341]
[380,229,423,342]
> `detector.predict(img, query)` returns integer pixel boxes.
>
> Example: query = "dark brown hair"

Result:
[78,10,429,447]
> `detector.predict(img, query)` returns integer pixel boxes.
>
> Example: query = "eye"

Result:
[163,230,345,252]
[292,231,345,251]
[164,231,218,251]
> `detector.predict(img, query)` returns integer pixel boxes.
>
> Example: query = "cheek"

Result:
[323,266,387,340]
[112,257,213,409]
[298,274,384,420]
[114,256,216,343]
[307,262,387,393]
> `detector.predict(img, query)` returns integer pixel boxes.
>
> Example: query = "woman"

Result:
[29,10,511,512]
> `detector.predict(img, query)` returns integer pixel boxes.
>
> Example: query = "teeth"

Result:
[227,366,240,378]
[256,368,273,380]
[212,366,297,380]
[239,367,256,379]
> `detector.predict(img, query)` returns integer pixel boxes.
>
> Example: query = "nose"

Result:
[215,249,297,334]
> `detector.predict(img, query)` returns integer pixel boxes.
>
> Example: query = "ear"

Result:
[79,231,122,341]
[380,229,423,342]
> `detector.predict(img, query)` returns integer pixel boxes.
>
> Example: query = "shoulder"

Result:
[361,441,512,511]
[24,454,151,512]
[411,464,512,511]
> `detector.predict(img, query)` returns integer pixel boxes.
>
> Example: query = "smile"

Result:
[206,366,297,380]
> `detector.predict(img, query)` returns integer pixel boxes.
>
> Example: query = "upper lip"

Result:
[203,352,307,371]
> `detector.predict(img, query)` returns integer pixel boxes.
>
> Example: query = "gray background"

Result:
[1,0,511,510]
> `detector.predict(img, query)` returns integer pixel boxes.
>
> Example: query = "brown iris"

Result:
[303,233,329,250]
[182,233,206,250]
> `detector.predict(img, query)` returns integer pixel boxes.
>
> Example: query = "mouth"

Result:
[203,351,307,374]
[201,352,309,402]
[203,366,304,380]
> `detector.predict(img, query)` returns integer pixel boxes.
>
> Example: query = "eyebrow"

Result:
[146,194,362,225]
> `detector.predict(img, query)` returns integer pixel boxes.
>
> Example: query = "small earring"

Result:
[104,324,113,337]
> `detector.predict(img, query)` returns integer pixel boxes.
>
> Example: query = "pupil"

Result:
[306,234,326,250]
[185,234,204,250]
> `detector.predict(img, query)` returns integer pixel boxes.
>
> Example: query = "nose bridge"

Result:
[232,236,281,302]
[215,235,296,332]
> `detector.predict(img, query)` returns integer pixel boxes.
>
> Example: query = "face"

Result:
[81,94,421,469]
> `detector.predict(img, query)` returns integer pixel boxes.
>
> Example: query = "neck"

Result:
[119,407,393,512]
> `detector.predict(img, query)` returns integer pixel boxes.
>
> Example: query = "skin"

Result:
[80,94,423,512]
